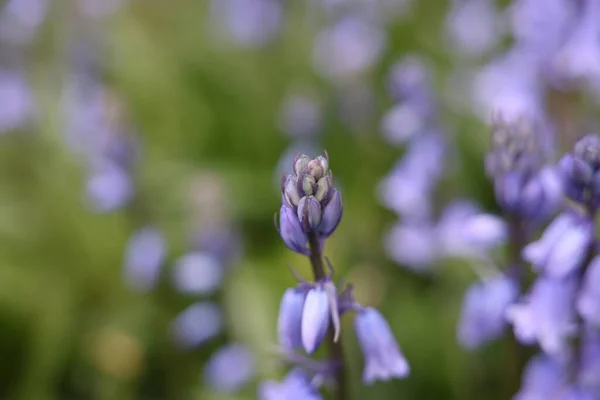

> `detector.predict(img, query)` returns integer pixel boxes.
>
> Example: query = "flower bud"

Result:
[279,205,308,254]
[301,287,330,354]
[307,156,328,180]
[294,154,311,177]
[283,174,301,207]
[297,195,322,232]
[316,189,342,237]
[314,176,332,204]
[574,135,600,169]
[298,174,316,197]
[277,288,306,350]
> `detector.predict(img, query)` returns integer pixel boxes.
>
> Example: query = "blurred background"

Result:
[0,0,598,399]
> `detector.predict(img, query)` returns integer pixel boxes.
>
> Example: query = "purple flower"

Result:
[0,0,48,46]
[123,227,167,292]
[278,205,309,255]
[507,277,577,355]
[383,221,438,271]
[277,288,307,351]
[278,93,322,137]
[204,344,255,392]
[171,302,223,349]
[445,0,502,57]
[301,287,331,354]
[172,252,223,296]
[312,16,386,81]
[437,200,506,259]
[552,0,600,84]
[86,161,133,212]
[522,213,593,279]
[457,274,518,349]
[380,102,426,145]
[354,307,409,384]
[209,0,283,48]
[259,369,323,400]
[0,70,33,133]
[577,255,600,327]
[472,47,543,123]
[514,355,566,400]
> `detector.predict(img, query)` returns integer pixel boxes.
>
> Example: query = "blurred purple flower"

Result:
[77,0,125,19]
[472,47,544,123]
[172,252,223,296]
[123,227,167,292]
[383,221,438,271]
[514,355,567,400]
[86,161,134,212]
[259,369,323,400]
[204,343,255,392]
[0,69,33,133]
[457,274,518,349]
[445,0,503,57]
[509,0,576,58]
[313,16,386,81]
[507,277,577,355]
[522,213,593,279]
[378,132,445,219]
[278,93,323,138]
[0,0,48,46]
[354,307,409,384]
[209,0,283,48]
[577,255,600,327]
[172,302,223,349]
[380,102,426,145]
[552,0,600,84]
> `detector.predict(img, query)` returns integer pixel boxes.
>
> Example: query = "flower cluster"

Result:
[263,154,409,399]
[505,135,600,398]
[379,56,507,272]
[457,117,562,350]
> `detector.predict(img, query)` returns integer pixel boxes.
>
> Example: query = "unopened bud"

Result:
[283,174,301,207]
[317,189,343,237]
[297,195,322,232]
[308,156,329,180]
[294,154,311,177]
[314,176,332,203]
[298,174,316,197]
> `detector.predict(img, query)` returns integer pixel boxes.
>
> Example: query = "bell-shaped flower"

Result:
[522,213,592,278]
[204,343,255,392]
[298,195,322,232]
[354,307,409,384]
[513,355,566,400]
[277,288,306,351]
[457,274,518,349]
[577,255,600,327]
[278,205,309,255]
[259,368,323,400]
[316,189,342,237]
[301,287,331,354]
[506,277,577,355]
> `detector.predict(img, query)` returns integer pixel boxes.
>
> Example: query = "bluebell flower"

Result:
[172,252,223,296]
[507,277,577,355]
[301,287,331,354]
[559,134,600,208]
[444,0,502,58]
[278,92,323,138]
[278,204,309,255]
[259,369,323,400]
[86,161,133,212]
[576,255,600,327]
[171,302,223,349]
[209,0,283,49]
[277,288,307,351]
[514,355,567,400]
[457,274,519,349]
[0,69,33,133]
[552,0,600,84]
[123,227,167,292]
[383,221,438,271]
[312,16,386,82]
[204,343,255,392]
[472,47,543,123]
[354,307,409,384]
[522,213,593,278]
[0,0,48,46]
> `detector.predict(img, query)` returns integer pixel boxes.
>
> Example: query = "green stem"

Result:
[307,232,348,400]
